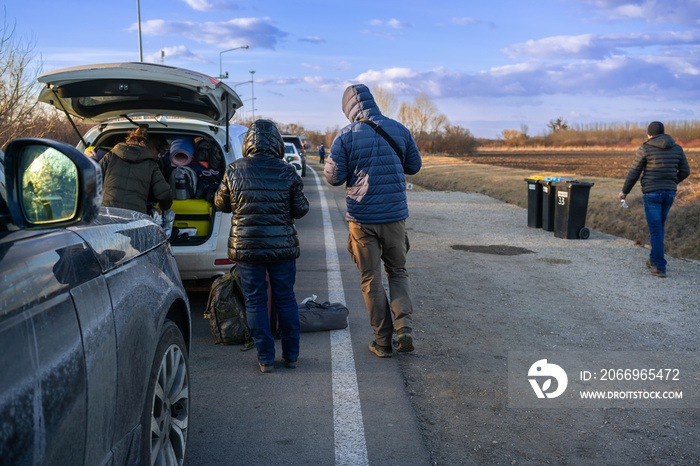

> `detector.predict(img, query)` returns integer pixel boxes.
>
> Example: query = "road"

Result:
[185,164,431,465]
[184,162,700,465]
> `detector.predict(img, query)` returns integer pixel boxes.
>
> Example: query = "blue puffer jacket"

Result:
[325,84,421,224]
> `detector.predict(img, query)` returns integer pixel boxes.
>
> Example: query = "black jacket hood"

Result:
[242,119,284,159]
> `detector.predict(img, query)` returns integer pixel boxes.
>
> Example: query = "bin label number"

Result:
[558,191,568,206]
[529,184,536,190]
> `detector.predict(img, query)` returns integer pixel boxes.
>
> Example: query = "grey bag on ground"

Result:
[204,265,254,348]
[300,301,349,332]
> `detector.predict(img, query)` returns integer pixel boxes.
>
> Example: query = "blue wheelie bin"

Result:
[539,177,575,232]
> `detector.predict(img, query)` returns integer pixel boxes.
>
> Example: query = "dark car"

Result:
[0,138,191,465]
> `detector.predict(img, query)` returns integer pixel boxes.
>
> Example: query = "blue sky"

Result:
[5,0,700,138]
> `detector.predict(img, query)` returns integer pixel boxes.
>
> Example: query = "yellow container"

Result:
[170,199,212,236]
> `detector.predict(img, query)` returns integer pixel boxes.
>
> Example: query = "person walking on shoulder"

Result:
[619,121,690,278]
[215,120,309,372]
[318,144,326,164]
[324,83,422,357]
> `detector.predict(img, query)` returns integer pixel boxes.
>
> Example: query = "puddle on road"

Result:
[450,245,535,256]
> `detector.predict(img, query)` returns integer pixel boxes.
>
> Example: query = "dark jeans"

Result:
[236,260,300,364]
[643,190,676,270]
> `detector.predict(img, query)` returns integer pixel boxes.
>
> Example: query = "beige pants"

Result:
[347,220,413,347]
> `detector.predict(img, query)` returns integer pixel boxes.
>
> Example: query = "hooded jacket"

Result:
[622,134,691,194]
[325,84,422,223]
[214,120,309,263]
[99,142,173,214]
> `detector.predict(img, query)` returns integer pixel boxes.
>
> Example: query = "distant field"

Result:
[405,152,700,261]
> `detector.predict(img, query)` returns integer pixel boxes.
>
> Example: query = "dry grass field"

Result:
[406,151,700,261]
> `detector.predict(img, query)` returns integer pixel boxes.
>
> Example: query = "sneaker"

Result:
[369,341,393,358]
[650,267,666,278]
[284,359,297,369]
[646,259,656,269]
[396,328,414,353]
[258,362,275,373]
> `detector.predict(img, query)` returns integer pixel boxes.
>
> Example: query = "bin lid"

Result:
[551,180,595,188]
[542,177,576,182]
[524,176,545,182]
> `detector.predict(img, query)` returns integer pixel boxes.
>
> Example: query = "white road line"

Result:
[309,166,369,466]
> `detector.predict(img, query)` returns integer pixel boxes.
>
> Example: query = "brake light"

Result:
[214,259,234,265]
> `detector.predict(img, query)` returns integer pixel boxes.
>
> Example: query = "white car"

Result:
[284,142,303,178]
[37,62,248,281]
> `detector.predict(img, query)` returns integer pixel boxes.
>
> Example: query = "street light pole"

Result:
[137,0,143,61]
[218,45,249,80]
[250,70,256,120]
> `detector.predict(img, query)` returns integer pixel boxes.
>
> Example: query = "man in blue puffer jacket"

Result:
[325,84,422,357]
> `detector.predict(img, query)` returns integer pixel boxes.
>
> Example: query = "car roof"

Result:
[37,62,243,126]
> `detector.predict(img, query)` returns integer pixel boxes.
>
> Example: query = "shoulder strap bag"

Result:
[359,118,404,165]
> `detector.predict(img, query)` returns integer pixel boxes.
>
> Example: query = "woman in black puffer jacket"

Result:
[214,120,309,372]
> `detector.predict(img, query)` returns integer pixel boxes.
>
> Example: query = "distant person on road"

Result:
[619,121,690,278]
[215,119,309,373]
[99,126,173,215]
[318,144,325,163]
[325,83,422,357]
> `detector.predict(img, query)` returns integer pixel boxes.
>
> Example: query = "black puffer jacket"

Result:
[214,120,309,262]
[99,143,173,213]
[622,134,691,194]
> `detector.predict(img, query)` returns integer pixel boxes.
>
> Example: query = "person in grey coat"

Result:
[325,83,422,357]
[619,121,690,277]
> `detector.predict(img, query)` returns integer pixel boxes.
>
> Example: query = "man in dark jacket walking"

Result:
[325,84,422,357]
[215,120,309,372]
[619,121,690,277]
[99,127,173,214]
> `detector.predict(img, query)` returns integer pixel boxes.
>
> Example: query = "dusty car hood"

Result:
[37,62,243,125]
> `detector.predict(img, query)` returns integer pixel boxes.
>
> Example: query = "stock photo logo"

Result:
[528,359,568,399]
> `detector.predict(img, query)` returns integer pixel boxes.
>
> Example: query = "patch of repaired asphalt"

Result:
[450,244,535,256]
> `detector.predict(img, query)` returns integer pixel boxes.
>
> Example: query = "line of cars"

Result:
[0,61,310,465]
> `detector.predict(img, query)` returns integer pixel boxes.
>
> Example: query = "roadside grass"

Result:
[407,154,700,261]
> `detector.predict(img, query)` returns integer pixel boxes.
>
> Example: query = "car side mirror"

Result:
[3,138,103,228]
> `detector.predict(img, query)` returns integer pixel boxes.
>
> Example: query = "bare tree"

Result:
[0,12,46,148]
[371,85,398,118]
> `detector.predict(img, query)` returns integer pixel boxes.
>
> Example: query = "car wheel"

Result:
[142,320,190,466]
[302,163,307,177]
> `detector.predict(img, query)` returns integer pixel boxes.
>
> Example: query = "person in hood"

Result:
[215,119,309,373]
[325,83,422,358]
[619,121,690,277]
[98,127,173,214]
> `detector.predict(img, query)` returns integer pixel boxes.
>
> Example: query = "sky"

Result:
[4,0,700,138]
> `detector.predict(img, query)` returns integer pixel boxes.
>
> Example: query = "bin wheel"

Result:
[579,227,590,240]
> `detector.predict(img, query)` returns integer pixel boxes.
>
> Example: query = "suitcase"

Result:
[170,199,212,236]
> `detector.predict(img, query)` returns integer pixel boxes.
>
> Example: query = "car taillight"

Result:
[214,259,234,265]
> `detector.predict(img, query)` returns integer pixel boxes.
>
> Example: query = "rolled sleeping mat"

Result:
[170,136,194,166]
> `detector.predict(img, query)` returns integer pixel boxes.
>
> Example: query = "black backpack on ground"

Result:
[204,265,254,348]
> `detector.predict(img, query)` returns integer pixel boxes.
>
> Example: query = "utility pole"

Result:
[137,0,143,62]
[250,70,256,120]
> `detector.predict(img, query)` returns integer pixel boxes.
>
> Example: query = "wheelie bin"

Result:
[551,180,595,239]
[539,177,575,232]
[524,177,545,228]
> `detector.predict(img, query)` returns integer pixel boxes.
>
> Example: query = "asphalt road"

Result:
[184,165,430,466]
[183,162,700,465]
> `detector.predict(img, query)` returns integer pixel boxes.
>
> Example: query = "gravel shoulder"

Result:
[399,190,700,465]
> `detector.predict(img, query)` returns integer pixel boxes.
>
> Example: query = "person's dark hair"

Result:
[647,121,665,136]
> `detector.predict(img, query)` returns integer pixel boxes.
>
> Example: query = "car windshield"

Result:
[285,145,295,154]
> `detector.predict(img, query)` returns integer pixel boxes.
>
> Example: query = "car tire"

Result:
[302,163,307,177]
[141,320,190,466]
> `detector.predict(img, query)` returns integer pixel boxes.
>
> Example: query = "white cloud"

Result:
[144,45,210,64]
[450,17,478,26]
[368,18,413,29]
[138,17,287,49]
[180,0,240,12]
[577,0,700,25]
[299,36,326,44]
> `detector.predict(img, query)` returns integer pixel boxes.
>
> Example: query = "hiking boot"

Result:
[284,359,298,369]
[258,362,275,373]
[396,328,415,353]
[646,259,656,269]
[650,267,666,278]
[369,341,393,358]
